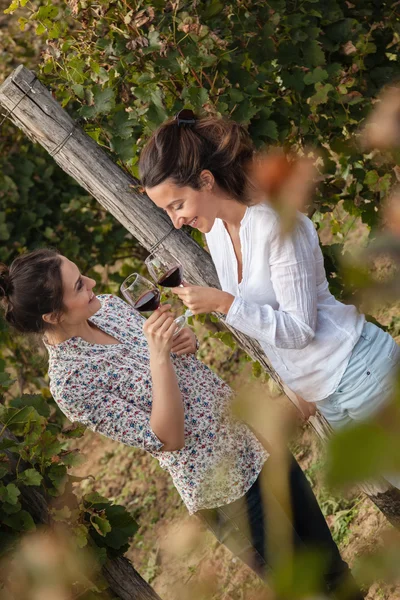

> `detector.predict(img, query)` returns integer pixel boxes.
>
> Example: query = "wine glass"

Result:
[120,272,187,333]
[145,249,193,327]
[120,273,161,312]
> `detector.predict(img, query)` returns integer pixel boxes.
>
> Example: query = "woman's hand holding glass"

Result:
[142,304,178,357]
[171,284,235,316]
[171,327,197,356]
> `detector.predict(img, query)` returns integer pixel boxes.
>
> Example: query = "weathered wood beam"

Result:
[1,65,400,524]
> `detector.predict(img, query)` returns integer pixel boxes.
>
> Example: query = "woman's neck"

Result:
[45,319,96,346]
[216,197,247,227]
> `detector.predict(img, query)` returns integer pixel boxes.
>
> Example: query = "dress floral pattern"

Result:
[44,294,268,514]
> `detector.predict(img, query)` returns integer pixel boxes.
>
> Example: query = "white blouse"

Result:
[205,203,365,402]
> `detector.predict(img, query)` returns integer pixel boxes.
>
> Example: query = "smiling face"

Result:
[145,175,220,234]
[45,256,101,329]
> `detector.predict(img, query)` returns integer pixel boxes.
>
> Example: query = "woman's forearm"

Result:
[149,353,185,451]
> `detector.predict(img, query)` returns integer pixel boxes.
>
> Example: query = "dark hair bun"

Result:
[0,264,13,299]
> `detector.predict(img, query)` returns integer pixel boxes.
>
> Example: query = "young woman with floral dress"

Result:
[0,249,363,599]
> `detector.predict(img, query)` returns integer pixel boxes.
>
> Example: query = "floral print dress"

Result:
[45,295,268,514]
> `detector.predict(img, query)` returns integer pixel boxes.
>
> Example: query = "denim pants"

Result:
[317,322,400,429]
[199,454,363,599]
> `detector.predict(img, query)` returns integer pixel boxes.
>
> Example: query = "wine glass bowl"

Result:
[120,273,161,312]
[145,250,183,288]
[145,249,193,324]
[120,271,188,335]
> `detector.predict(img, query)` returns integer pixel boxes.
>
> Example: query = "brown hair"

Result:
[0,249,64,334]
[139,114,255,205]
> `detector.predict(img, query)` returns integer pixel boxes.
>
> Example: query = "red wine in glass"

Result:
[157,266,183,288]
[133,289,161,312]
[120,272,186,335]
[121,273,160,313]
[145,251,193,325]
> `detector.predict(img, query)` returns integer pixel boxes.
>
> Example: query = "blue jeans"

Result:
[317,322,400,429]
[199,454,363,599]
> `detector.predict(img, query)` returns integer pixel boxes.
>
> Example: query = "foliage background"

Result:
[1,0,400,598]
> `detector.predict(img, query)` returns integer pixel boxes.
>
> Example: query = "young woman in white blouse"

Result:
[141,111,400,472]
[0,249,363,599]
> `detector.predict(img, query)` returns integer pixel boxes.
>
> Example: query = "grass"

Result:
[304,458,362,546]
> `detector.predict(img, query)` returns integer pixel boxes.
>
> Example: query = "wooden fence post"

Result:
[1,65,400,526]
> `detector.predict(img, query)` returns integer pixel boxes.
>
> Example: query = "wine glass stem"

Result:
[178,284,193,319]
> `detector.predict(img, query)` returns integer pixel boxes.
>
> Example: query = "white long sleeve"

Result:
[205,203,365,401]
[226,216,317,349]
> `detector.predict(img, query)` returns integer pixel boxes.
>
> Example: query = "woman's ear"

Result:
[199,170,215,190]
[42,312,61,326]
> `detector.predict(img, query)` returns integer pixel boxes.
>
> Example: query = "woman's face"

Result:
[145,176,219,234]
[56,256,101,326]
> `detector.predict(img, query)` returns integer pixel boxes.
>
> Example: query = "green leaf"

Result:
[278,41,300,65]
[111,137,136,163]
[35,22,46,35]
[182,87,209,110]
[212,332,236,350]
[308,83,334,107]
[3,406,36,427]
[0,464,10,478]
[92,87,115,116]
[255,119,279,141]
[39,431,64,459]
[60,450,86,467]
[303,68,329,85]
[232,100,259,124]
[17,468,43,487]
[35,4,58,19]
[98,505,139,550]
[190,228,205,247]
[302,40,325,67]
[0,483,20,505]
[252,361,262,378]
[0,439,18,452]
[0,222,10,241]
[364,170,379,188]
[146,103,169,129]
[281,71,305,93]
[3,510,35,531]
[48,464,67,488]
[10,394,50,419]
[80,86,115,118]
[72,84,85,99]
[229,88,245,103]
[48,22,61,39]
[73,524,89,548]
[2,500,22,515]
[91,515,112,537]
[201,0,224,18]
[4,0,20,14]
[110,110,136,140]
[84,491,111,508]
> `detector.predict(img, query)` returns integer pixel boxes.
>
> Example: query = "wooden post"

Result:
[1,65,400,524]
